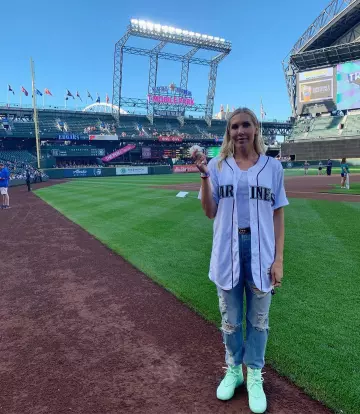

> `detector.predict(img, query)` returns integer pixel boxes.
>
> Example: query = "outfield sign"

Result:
[173,165,198,173]
[116,166,148,176]
[102,144,136,162]
[63,168,103,178]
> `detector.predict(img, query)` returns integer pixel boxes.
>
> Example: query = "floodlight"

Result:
[168,27,175,33]
[189,32,195,36]
[202,34,208,39]
[131,19,139,25]
[139,20,147,28]
[175,28,182,35]
[214,37,220,41]
[154,24,161,32]
[183,30,189,35]
[147,22,154,30]
[162,25,169,33]
[195,33,201,37]
[208,35,214,40]
[220,38,225,42]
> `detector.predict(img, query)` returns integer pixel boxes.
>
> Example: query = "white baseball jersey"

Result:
[199,155,289,292]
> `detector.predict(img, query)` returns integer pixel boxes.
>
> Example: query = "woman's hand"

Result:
[192,150,209,174]
[270,259,283,288]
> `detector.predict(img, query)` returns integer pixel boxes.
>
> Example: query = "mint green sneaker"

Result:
[247,367,267,413]
[216,365,244,401]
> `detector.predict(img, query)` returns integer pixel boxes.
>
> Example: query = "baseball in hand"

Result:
[189,145,204,160]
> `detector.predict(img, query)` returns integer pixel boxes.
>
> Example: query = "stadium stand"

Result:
[341,113,360,137]
[306,116,343,139]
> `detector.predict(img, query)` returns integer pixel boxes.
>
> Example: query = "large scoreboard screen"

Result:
[206,146,221,158]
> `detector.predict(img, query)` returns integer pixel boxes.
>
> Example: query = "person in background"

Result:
[0,162,10,209]
[326,159,333,176]
[304,160,310,175]
[26,169,31,192]
[340,157,349,189]
[318,161,323,176]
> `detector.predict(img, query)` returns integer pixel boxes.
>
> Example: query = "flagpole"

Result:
[30,58,41,170]
[43,93,45,108]
[20,87,22,108]
[65,90,67,109]
[7,87,9,106]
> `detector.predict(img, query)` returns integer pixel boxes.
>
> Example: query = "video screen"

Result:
[337,60,360,110]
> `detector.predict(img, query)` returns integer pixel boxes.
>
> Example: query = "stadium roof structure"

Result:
[283,0,360,115]
[112,20,231,126]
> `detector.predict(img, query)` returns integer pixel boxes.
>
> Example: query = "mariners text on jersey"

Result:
[199,155,289,293]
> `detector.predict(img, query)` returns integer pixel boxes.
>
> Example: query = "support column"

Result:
[147,41,167,125]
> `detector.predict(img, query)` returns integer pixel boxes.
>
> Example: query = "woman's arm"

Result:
[200,177,217,219]
[271,207,285,287]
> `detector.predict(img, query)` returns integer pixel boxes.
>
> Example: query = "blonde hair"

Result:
[218,107,266,169]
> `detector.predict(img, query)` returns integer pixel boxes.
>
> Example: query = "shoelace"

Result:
[247,371,265,396]
[222,366,240,386]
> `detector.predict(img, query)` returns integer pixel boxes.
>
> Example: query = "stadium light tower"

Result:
[112,19,231,126]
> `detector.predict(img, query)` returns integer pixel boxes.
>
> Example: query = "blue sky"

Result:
[2,0,331,120]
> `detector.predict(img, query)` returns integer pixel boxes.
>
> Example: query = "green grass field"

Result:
[327,182,360,195]
[36,175,360,414]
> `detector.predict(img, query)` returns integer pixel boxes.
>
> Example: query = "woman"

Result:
[194,108,288,414]
[340,157,349,188]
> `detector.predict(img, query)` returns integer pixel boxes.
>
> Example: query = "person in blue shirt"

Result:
[0,162,10,209]
[340,157,349,189]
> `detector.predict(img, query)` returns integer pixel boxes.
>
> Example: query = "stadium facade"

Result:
[282,0,360,160]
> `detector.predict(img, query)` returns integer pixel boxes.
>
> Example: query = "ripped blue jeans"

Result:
[217,233,272,369]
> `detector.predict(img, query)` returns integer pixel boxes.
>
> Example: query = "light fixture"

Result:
[154,24,161,32]
[189,32,195,36]
[162,25,169,33]
[168,27,175,33]
[175,28,182,35]
[214,37,220,41]
[131,19,138,25]
[195,33,201,37]
[220,38,225,42]
[146,22,154,30]
[208,35,214,40]
[183,30,189,35]
[202,34,208,39]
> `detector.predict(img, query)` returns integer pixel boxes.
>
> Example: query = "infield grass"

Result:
[36,175,360,414]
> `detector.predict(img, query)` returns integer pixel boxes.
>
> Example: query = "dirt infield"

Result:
[0,182,331,414]
[155,174,360,202]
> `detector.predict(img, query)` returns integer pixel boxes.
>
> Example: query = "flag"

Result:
[36,89,43,96]
[44,88,53,96]
[260,100,266,120]
[76,91,82,102]
[96,93,100,103]
[106,93,109,104]
[8,84,14,95]
[66,89,74,99]
[87,90,93,100]
[21,86,29,96]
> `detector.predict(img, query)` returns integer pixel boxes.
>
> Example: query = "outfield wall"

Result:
[281,138,360,160]
[42,165,172,179]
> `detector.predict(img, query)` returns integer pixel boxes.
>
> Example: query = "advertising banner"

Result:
[101,144,136,162]
[173,165,199,173]
[89,134,119,141]
[158,136,183,142]
[337,60,360,110]
[298,67,334,103]
[116,166,149,176]
[63,168,103,178]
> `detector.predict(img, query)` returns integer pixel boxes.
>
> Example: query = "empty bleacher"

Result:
[307,116,342,139]
[342,114,360,137]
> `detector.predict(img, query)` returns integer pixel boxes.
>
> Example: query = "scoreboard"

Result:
[206,146,221,158]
